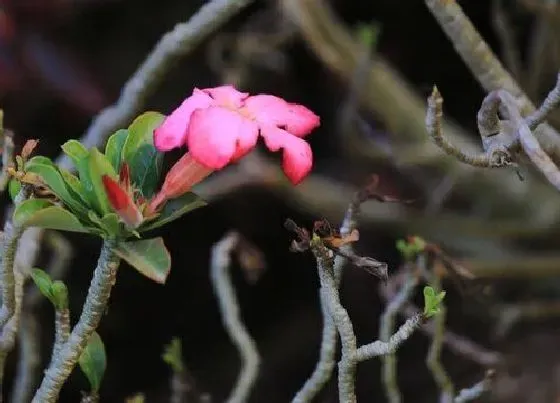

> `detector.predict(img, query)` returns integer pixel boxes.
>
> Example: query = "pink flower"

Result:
[149,85,320,211]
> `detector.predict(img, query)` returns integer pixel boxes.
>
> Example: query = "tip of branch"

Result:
[431,85,440,97]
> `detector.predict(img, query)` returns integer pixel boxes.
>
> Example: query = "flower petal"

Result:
[187,107,259,169]
[153,89,214,151]
[148,152,214,213]
[260,125,313,184]
[244,95,320,137]
[202,85,249,108]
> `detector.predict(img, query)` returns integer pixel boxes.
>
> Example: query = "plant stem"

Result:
[0,187,31,400]
[210,232,260,403]
[52,309,71,358]
[380,269,420,403]
[311,242,358,403]
[32,239,120,403]
[0,188,31,328]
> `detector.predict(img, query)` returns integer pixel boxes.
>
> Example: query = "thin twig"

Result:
[0,186,32,396]
[424,0,560,159]
[292,187,363,402]
[425,273,454,403]
[526,72,560,130]
[311,240,358,403]
[454,370,494,403]
[380,263,420,403]
[310,238,421,403]
[426,87,503,167]
[11,309,40,403]
[424,0,537,115]
[356,315,422,361]
[210,232,260,403]
[32,239,121,403]
[0,129,14,192]
[487,89,560,190]
[380,276,501,367]
[11,231,73,403]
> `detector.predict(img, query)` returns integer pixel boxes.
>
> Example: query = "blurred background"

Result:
[3,0,560,401]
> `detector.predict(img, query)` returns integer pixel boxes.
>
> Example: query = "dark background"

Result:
[1,0,559,402]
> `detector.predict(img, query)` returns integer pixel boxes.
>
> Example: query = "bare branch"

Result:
[210,232,260,403]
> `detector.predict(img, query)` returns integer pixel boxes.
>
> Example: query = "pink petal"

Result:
[149,152,214,212]
[244,95,320,137]
[187,107,259,169]
[260,124,313,184]
[153,89,214,151]
[202,85,249,108]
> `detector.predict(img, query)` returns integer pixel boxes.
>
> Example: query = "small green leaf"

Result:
[88,148,118,216]
[13,199,56,224]
[79,332,107,392]
[26,156,55,167]
[101,213,122,237]
[395,236,426,262]
[140,192,206,232]
[61,140,88,168]
[25,162,88,216]
[51,281,69,310]
[122,112,165,198]
[395,239,407,253]
[355,22,381,49]
[59,169,90,209]
[14,199,89,233]
[423,286,446,318]
[8,179,21,202]
[105,129,129,172]
[162,338,184,373]
[115,237,171,284]
[30,268,55,303]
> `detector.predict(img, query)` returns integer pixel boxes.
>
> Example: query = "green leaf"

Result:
[13,199,89,233]
[13,199,56,224]
[61,140,88,169]
[30,268,55,303]
[27,156,54,166]
[115,237,171,284]
[162,338,184,373]
[51,281,69,310]
[79,332,107,392]
[122,112,165,198]
[8,179,21,202]
[101,213,122,237]
[59,169,91,212]
[25,162,88,216]
[140,192,206,232]
[105,129,129,172]
[355,22,381,49]
[88,148,118,216]
[87,211,124,237]
[423,286,446,318]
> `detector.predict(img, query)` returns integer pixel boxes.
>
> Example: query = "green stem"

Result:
[32,239,120,403]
